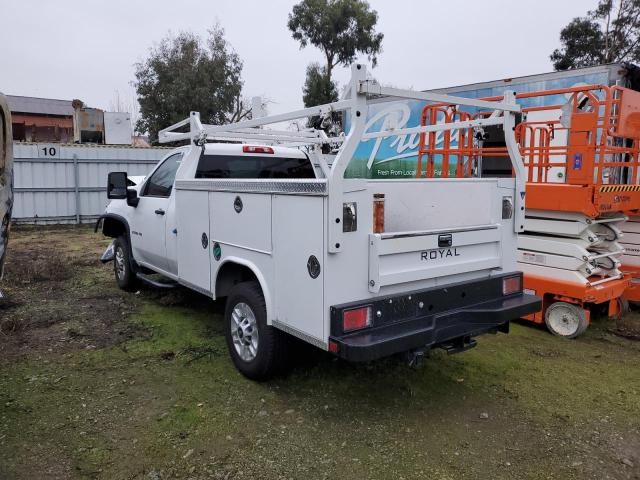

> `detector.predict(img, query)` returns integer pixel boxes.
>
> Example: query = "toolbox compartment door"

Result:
[272,195,325,342]
[176,189,211,292]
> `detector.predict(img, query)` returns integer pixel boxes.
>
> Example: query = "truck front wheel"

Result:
[113,236,138,292]
[224,281,287,380]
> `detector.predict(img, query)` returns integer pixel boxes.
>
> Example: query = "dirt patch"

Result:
[143,282,219,310]
[0,226,148,360]
[609,308,640,340]
[9,250,71,283]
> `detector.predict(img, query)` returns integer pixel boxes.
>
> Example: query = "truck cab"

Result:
[102,143,317,281]
[99,65,540,380]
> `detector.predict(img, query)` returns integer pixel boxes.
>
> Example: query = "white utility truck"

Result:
[98,65,540,379]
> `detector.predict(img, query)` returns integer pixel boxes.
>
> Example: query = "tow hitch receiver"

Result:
[439,336,477,355]
[403,347,429,368]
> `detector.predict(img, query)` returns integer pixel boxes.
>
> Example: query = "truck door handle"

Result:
[155,209,165,215]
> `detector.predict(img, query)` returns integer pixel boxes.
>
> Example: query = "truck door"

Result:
[164,186,179,276]
[130,152,182,272]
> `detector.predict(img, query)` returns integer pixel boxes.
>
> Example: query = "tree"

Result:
[288,0,383,82]
[302,62,340,133]
[302,63,339,107]
[551,0,640,70]
[134,26,244,143]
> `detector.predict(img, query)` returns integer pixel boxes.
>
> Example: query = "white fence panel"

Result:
[13,143,170,224]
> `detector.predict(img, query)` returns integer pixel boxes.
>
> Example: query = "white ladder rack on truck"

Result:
[99,64,539,380]
[158,64,528,253]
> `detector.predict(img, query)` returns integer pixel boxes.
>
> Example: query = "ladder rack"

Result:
[158,64,525,253]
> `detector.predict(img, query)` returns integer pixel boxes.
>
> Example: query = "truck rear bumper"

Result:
[329,274,541,362]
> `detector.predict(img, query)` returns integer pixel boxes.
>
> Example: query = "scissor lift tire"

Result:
[544,301,588,338]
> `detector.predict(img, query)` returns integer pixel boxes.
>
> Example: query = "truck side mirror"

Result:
[126,188,139,207]
[107,172,128,199]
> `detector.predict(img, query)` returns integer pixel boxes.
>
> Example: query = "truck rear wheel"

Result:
[544,301,588,338]
[113,236,138,292]
[224,281,287,380]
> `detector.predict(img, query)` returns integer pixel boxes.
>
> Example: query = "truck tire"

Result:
[544,301,588,338]
[225,281,287,380]
[113,236,138,291]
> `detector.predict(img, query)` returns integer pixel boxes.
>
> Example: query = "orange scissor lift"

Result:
[416,84,640,337]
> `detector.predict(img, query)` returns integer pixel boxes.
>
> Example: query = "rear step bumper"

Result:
[329,274,541,362]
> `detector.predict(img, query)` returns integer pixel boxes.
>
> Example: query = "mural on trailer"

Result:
[344,71,612,179]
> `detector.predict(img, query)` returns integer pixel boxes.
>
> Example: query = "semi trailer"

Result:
[97,65,539,379]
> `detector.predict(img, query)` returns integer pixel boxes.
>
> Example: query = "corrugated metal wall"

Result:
[13,143,170,224]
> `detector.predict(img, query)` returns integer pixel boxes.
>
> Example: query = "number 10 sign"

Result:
[37,144,59,158]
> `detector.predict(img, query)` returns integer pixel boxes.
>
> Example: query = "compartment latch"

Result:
[438,234,453,248]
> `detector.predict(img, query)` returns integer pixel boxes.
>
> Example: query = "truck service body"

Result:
[98,65,539,379]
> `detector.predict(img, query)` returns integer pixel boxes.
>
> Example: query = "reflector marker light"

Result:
[343,306,372,332]
[502,275,522,296]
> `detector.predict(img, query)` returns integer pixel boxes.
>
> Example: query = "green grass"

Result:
[3,304,640,479]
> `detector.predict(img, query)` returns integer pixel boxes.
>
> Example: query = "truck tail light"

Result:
[243,145,274,154]
[343,306,372,332]
[502,275,522,296]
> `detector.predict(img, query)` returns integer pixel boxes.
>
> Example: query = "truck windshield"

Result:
[195,153,315,179]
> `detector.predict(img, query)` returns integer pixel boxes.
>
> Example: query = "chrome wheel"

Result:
[115,246,126,280]
[545,302,587,338]
[230,302,259,362]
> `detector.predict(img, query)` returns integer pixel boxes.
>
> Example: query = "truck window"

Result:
[195,153,315,179]
[143,153,182,197]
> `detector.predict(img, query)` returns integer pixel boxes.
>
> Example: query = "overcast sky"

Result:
[1,0,592,118]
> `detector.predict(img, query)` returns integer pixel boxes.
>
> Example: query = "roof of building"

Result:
[7,95,74,116]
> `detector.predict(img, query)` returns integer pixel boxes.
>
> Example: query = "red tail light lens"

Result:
[343,306,372,332]
[243,145,274,154]
[502,275,521,296]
